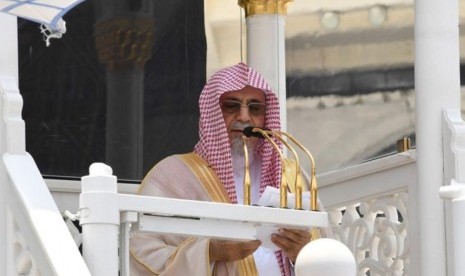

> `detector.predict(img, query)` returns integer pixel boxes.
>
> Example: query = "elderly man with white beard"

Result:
[130,62,324,276]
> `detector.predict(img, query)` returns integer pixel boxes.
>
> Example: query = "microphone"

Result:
[241,136,251,205]
[273,130,319,212]
[244,127,303,209]
[243,126,271,139]
[242,127,288,208]
[243,127,319,211]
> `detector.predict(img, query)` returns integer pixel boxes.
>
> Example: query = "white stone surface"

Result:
[204,0,465,75]
[287,89,416,173]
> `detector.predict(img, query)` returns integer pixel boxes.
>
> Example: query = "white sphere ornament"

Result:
[295,238,356,276]
[89,162,113,176]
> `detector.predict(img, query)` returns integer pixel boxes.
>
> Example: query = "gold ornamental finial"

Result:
[238,0,293,17]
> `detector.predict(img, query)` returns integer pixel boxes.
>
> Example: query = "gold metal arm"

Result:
[263,131,303,210]
[242,136,251,205]
[273,131,319,211]
[252,128,288,208]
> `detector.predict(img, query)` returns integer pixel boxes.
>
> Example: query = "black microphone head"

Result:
[243,126,255,137]
[243,126,267,138]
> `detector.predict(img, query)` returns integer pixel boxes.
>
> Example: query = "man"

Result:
[130,62,316,275]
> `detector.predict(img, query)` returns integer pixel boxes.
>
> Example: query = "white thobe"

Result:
[232,153,282,276]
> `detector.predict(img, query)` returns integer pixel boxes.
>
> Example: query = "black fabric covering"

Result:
[18,0,206,180]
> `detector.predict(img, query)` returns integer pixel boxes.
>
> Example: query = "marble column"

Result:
[413,0,460,274]
[94,7,155,179]
[239,0,292,131]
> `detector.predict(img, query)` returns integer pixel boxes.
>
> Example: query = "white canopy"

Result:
[0,0,84,44]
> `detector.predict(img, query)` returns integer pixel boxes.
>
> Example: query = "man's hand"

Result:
[271,228,311,263]
[209,239,261,262]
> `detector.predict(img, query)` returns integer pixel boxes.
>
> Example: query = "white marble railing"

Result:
[3,154,90,276]
[0,75,90,276]
[319,150,415,276]
[43,150,415,276]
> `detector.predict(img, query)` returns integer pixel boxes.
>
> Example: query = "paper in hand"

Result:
[255,186,311,250]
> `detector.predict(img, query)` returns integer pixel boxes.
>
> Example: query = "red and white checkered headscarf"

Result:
[194,62,282,203]
[194,62,291,276]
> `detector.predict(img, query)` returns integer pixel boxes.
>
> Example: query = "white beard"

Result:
[230,136,257,158]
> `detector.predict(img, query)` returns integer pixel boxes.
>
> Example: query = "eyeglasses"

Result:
[220,100,266,116]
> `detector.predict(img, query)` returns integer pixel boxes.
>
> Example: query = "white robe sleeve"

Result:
[129,155,237,276]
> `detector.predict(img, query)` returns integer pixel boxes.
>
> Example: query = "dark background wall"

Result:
[18,0,206,180]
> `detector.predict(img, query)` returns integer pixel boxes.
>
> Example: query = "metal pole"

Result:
[413,0,460,274]
[120,211,138,276]
[80,163,119,276]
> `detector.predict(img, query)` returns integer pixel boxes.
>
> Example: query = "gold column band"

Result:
[94,17,155,71]
[238,0,293,17]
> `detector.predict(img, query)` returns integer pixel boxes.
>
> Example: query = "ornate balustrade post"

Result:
[440,109,465,276]
[239,0,291,131]
[80,163,119,275]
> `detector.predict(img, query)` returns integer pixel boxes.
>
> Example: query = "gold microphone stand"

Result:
[247,127,318,212]
[272,130,319,212]
[261,131,303,210]
[259,129,321,240]
[241,136,251,205]
[250,128,288,208]
[244,127,321,240]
